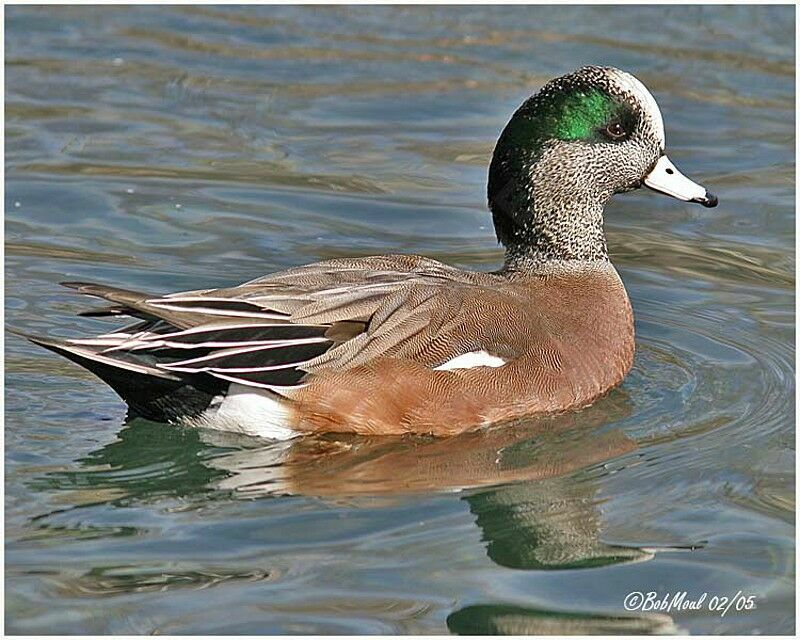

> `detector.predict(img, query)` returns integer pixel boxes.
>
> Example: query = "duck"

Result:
[20,66,717,439]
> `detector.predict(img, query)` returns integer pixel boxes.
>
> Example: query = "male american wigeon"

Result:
[22,66,717,439]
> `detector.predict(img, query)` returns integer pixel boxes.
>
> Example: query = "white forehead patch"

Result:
[609,69,665,149]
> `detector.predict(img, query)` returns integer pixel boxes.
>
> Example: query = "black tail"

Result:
[13,279,334,420]
[12,330,223,423]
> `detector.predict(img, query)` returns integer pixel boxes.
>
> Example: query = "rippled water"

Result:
[5,5,795,635]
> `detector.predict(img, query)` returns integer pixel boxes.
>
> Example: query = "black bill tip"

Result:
[691,191,718,208]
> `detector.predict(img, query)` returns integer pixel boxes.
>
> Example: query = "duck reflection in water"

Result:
[37,390,691,633]
[195,392,687,633]
[200,390,663,568]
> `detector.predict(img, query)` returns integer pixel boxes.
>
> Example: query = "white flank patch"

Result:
[613,69,665,149]
[434,350,506,371]
[196,383,298,440]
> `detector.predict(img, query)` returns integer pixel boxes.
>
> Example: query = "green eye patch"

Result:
[552,89,618,141]
[500,86,628,153]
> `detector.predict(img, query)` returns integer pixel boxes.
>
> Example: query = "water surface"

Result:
[5,5,795,634]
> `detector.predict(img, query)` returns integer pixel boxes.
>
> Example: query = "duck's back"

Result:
[21,257,634,437]
[272,260,634,435]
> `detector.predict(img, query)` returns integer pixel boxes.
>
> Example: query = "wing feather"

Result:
[54,255,502,395]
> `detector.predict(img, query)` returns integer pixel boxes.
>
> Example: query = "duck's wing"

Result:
[229,255,501,374]
[36,255,508,397]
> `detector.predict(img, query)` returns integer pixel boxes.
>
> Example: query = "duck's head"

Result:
[488,66,717,267]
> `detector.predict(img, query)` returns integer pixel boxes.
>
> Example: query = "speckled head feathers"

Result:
[488,66,669,267]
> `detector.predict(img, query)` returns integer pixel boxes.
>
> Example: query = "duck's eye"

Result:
[604,122,627,140]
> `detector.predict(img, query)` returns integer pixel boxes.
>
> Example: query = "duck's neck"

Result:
[499,200,610,274]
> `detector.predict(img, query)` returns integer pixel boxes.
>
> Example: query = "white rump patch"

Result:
[191,383,298,440]
[434,350,506,371]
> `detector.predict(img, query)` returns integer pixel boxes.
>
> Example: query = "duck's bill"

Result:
[644,155,718,208]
